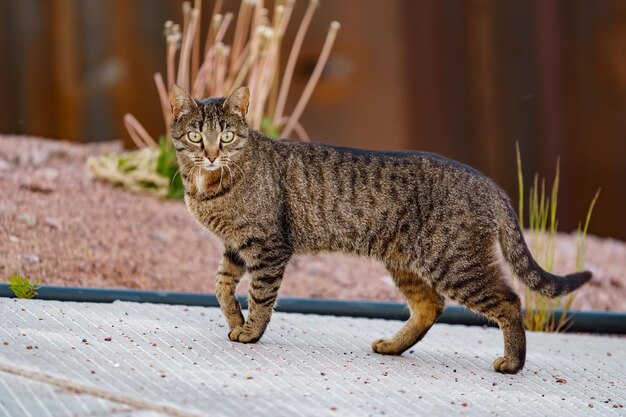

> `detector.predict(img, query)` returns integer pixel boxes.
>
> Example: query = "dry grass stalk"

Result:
[274,0,317,125]
[281,20,339,137]
[191,0,202,83]
[123,114,158,148]
[126,0,340,146]
[164,21,181,89]
[154,73,171,134]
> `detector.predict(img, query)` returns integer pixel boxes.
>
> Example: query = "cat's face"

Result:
[169,85,250,172]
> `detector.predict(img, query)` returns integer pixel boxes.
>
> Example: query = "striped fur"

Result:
[169,86,591,374]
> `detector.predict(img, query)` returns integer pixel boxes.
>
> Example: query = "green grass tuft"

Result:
[8,274,41,299]
[515,143,598,332]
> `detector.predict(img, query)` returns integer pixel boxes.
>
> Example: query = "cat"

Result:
[168,84,591,374]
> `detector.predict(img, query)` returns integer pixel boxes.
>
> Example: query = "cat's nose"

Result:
[204,145,219,162]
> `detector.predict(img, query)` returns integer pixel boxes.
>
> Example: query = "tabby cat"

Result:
[169,85,591,374]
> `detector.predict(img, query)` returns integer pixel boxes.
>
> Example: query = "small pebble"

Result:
[19,254,40,264]
[20,180,55,193]
[0,202,16,215]
[35,167,59,180]
[17,214,37,227]
[104,336,112,342]
[151,229,170,243]
[9,235,19,243]
[0,159,13,170]
[44,218,62,230]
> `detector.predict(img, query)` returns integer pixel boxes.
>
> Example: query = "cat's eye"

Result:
[220,131,235,143]
[187,131,203,143]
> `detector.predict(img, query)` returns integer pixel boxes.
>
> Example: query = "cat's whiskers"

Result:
[227,160,245,178]
[217,166,224,191]
[173,159,195,182]
[223,164,235,189]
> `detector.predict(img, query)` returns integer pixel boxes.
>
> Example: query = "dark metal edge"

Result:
[1,284,624,334]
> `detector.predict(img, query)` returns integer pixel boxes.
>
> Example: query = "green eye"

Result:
[220,131,235,143]
[187,131,202,143]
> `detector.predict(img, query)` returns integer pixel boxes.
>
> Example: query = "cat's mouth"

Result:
[200,162,221,171]
[196,156,222,171]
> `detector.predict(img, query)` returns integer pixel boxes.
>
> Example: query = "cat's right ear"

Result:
[169,84,197,119]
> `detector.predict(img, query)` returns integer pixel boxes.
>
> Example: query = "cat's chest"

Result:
[185,194,247,243]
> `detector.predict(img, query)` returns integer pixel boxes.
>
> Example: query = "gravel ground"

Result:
[1,135,624,311]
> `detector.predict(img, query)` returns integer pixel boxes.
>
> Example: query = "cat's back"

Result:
[269,138,496,197]
[264,138,505,254]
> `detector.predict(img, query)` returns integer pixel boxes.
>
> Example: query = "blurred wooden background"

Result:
[1,0,625,240]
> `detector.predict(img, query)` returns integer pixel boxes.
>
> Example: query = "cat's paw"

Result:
[228,326,244,341]
[228,325,261,343]
[371,338,403,355]
[492,356,523,374]
[226,311,245,330]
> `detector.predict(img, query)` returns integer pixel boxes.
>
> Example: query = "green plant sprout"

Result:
[8,274,41,299]
[155,136,185,199]
[576,189,601,271]
[515,143,599,332]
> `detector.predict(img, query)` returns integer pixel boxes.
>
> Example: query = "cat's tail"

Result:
[496,199,591,298]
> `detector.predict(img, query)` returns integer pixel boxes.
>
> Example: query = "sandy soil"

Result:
[1,135,624,311]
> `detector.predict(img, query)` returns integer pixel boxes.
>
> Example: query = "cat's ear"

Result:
[169,84,197,119]
[223,86,250,117]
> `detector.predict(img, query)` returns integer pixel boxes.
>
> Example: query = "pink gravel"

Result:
[1,135,624,311]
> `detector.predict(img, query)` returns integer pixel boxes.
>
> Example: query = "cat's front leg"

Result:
[228,247,291,343]
[215,249,246,330]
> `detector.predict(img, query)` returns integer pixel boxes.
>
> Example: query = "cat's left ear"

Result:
[224,86,250,117]
[169,84,197,119]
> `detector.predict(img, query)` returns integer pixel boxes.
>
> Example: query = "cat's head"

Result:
[168,85,250,172]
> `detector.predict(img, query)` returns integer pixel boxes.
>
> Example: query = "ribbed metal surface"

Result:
[0,298,624,416]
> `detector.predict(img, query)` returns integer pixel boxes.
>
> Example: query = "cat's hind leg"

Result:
[439,257,526,374]
[372,270,444,355]
[216,249,246,331]
[486,295,525,374]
